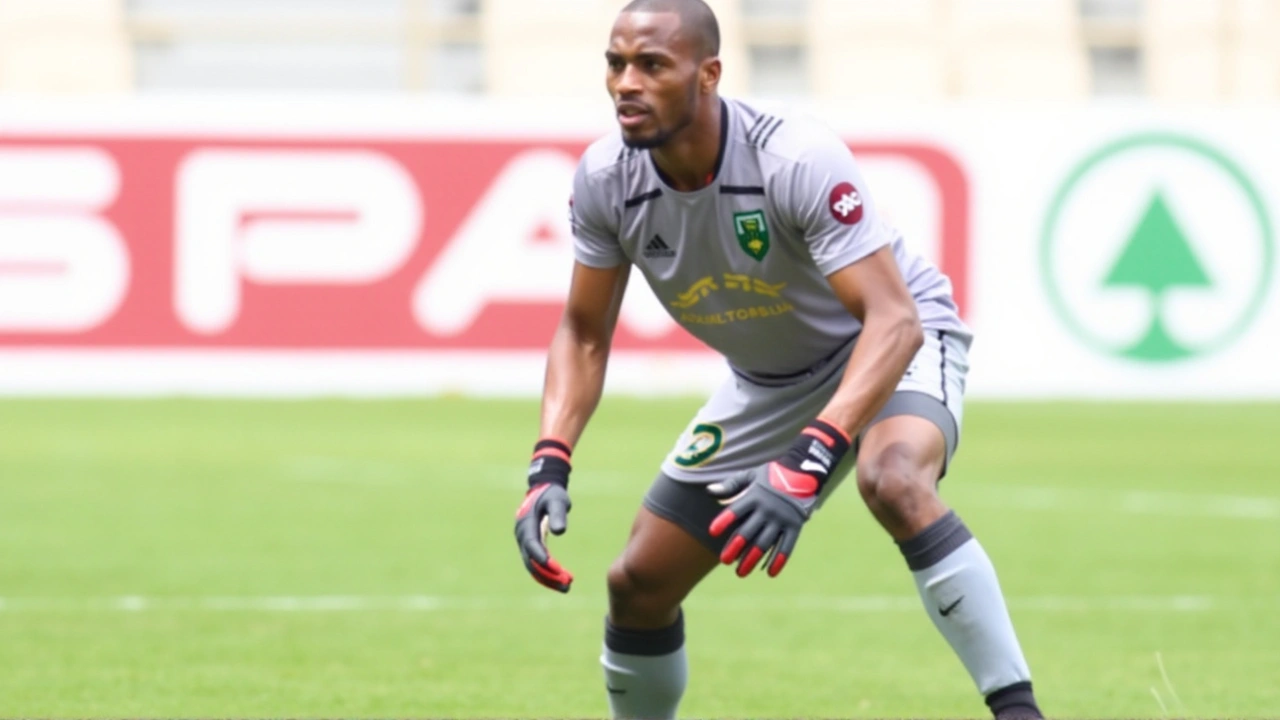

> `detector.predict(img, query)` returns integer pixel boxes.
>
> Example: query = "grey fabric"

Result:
[910,537,1034,697]
[661,331,970,482]
[642,472,727,554]
[570,97,971,381]
[895,509,974,571]
[600,642,688,720]
[604,611,684,656]
[642,382,966,555]
[863,389,961,474]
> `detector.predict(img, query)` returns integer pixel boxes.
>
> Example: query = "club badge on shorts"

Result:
[673,423,724,468]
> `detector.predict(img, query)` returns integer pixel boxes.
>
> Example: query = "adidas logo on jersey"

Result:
[642,234,676,259]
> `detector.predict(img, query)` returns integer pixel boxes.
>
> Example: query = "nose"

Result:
[614,64,642,97]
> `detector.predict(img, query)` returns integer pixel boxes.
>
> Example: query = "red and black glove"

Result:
[707,418,852,578]
[514,438,575,593]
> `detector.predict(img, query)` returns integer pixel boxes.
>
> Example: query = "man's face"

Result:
[605,11,704,149]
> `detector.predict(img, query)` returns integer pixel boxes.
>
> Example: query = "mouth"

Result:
[616,103,651,130]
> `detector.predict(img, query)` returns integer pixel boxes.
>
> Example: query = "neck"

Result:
[650,97,722,192]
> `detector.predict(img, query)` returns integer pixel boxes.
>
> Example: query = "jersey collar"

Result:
[649,98,729,193]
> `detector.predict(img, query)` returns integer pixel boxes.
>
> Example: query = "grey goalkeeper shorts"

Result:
[645,330,971,553]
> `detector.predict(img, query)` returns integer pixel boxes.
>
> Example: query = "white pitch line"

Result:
[0,594,1261,613]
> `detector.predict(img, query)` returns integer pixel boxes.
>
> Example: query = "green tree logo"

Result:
[1041,133,1273,363]
[1101,193,1212,360]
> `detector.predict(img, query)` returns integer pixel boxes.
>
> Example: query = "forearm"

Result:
[818,311,923,438]
[538,319,610,448]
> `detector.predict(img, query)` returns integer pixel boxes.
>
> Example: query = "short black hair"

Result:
[620,0,721,59]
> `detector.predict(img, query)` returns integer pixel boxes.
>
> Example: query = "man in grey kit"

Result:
[513,1,1044,718]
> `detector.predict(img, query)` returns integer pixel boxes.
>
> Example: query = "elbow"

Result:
[863,301,921,358]
[895,304,924,355]
[559,309,613,355]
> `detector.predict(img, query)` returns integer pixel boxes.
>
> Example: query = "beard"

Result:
[622,128,671,149]
[622,125,679,149]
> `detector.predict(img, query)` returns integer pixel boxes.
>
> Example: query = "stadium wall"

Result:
[0,97,1276,399]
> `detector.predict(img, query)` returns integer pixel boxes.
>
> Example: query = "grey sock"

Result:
[898,512,1037,708]
[600,611,687,720]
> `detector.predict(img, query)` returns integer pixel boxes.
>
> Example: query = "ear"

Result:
[700,57,721,94]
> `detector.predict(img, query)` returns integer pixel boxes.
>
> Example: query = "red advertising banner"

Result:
[0,137,967,349]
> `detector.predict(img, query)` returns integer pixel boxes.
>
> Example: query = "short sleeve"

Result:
[780,127,894,276]
[569,159,626,268]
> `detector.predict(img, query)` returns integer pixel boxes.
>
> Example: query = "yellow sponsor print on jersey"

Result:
[724,273,786,298]
[670,276,721,309]
[679,301,795,326]
[670,273,787,309]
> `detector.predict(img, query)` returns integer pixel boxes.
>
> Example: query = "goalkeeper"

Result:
[514,1,1043,718]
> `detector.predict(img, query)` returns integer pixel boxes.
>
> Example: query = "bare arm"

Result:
[818,246,923,437]
[539,261,631,446]
[706,248,921,577]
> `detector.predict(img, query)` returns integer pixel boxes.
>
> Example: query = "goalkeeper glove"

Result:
[707,418,852,578]
[514,438,574,593]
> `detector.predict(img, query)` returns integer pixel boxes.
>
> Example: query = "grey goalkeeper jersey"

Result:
[570,98,969,380]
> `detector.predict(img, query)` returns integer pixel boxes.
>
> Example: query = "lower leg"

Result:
[897,510,1041,719]
[601,507,718,720]
[858,418,1041,719]
[601,611,688,720]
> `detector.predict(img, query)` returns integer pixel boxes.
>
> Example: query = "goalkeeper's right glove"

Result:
[513,438,574,593]
[707,417,852,577]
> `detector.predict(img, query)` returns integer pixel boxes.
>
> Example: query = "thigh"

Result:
[610,488,722,626]
[642,472,734,554]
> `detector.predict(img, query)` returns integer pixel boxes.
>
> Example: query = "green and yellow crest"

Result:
[673,423,724,468]
[733,210,770,261]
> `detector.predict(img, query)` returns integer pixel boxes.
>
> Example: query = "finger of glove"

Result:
[524,556,573,593]
[721,511,766,566]
[709,491,758,538]
[528,554,572,584]
[740,522,781,577]
[544,495,570,535]
[706,472,754,503]
[515,517,550,565]
[708,507,736,538]
[531,573,569,593]
[761,542,779,576]
[767,527,801,577]
[720,533,747,565]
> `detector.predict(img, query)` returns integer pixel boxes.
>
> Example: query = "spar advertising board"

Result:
[0,98,1276,398]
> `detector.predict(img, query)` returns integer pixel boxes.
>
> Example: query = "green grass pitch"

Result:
[0,398,1276,718]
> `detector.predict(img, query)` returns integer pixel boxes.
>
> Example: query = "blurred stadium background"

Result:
[2,0,1279,100]
[0,1,1277,718]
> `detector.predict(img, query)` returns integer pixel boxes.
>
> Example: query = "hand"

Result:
[707,418,852,578]
[514,439,575,593]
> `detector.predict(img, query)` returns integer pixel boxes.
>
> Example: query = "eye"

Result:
[606,57,624,72]
[644,58,662,72]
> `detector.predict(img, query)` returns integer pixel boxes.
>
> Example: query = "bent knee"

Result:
[856,443,940,519]
[607,556,681,628]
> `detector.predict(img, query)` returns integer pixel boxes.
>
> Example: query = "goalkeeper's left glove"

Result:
[707,418,852,578]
